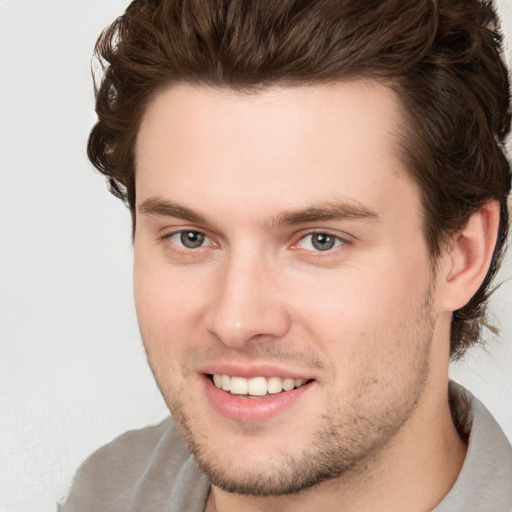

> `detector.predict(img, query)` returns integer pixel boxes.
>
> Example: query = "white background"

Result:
[0,1,511,511]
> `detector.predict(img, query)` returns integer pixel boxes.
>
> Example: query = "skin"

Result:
[133,82,495,511]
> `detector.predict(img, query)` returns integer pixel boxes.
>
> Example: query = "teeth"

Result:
[221,374,231,391]
[230,376,248,395]
[212,374,308,396]
[282,378,295,391]
[267,376,283,394]
[248,377,267,396]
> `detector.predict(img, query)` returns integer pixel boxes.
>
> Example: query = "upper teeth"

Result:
[212,374,307,396]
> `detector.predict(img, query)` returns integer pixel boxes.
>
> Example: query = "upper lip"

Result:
[199,363,316,381]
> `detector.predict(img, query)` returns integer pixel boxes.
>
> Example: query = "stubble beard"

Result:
[145,292,435,497]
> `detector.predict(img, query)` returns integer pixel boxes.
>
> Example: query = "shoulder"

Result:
[435,383,512,512]
[59,417,204,512]
[75,416,192,477]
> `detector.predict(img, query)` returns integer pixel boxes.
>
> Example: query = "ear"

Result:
[437,201,500,313]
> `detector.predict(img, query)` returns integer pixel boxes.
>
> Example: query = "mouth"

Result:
[209,374,311,397]
[201,366,316,422]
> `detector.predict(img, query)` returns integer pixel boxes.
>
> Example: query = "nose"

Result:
[205,250,291,348]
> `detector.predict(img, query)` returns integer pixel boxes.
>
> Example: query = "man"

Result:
[61,0,512,510]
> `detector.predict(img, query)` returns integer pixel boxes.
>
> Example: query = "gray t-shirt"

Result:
[59,383,512,511]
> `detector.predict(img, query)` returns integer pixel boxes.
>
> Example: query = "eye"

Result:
[297,232,344,252]
[169,230,208,249]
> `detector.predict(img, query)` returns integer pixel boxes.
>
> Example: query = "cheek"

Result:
[293,271,408,336]
[133,254,211,352]
[290,261,432,371]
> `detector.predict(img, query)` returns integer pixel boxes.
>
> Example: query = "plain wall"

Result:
[0,1,511,511]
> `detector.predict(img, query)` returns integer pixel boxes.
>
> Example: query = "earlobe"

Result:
[438,201,500,312]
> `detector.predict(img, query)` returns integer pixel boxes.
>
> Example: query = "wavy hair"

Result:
[88,0,511,359]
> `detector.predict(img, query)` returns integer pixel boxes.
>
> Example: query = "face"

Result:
[134,82,440,495]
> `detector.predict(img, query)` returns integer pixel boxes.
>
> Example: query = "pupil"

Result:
[312,233,335,251]
[181,231,205,248]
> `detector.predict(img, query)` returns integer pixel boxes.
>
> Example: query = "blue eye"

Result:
[170,230,207,249]
[298,233,343,251]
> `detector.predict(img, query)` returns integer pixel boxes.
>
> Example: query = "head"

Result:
[89,0,510,359]
[88,0,511,502]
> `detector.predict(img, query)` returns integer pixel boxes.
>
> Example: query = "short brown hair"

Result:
[88,0,511,359]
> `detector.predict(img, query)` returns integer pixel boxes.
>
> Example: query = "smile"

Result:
[202,371,315,422]
[211,374,309,397]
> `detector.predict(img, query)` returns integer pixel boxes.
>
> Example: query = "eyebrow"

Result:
[138,197,209,224]
[273,202,380,226]
[138,197,380,227]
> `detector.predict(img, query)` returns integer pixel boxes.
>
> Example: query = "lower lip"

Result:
[202,375,313,423]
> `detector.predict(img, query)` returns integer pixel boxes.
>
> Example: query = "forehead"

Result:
[135,81,418,224]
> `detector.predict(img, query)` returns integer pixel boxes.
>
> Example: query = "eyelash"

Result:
[160,228,349,256]
[161,230,216,253]
[293,232,347,253]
